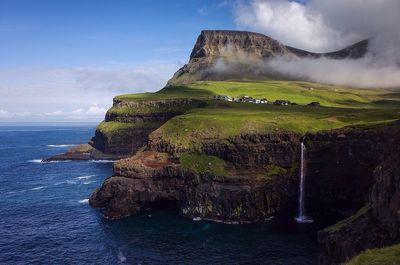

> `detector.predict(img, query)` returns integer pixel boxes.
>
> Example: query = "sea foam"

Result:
[88,160,114,163]
[46,144,76,148]
[79,199,89,204]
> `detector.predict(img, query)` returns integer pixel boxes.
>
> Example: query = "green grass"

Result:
[116,80,400,109]
[151,102,399,150]
[179,153,227,176]
[97,121,160,135]
[106,80,400,148]
[346,244,400,265]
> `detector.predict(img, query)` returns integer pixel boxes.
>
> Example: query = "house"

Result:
[254,98,268,104]
[238,96,253,103]
[214,95,233,102]
[274,100,291,106]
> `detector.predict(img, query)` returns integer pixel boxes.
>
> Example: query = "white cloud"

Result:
[229,0,400,88]
[71,108,84,114]
[0,61,181,122]
[86,104,107,115]
[44,110,64,116]
[0,109,9,117]
[234,0,400,55]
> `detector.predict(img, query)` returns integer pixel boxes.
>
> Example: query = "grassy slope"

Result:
[107,80,400,145]
[118,80,400,109]
[346,244,400,265]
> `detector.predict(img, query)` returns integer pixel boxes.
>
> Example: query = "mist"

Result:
[228,0,400,88]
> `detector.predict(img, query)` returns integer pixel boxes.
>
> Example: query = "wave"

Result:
[30,186,46,191]
[117,249,127,263]
[75,175,96,180]
[28,159,43,163]
[83,181,94,185]
[66,180,77,185]
[28,159,72,163]
[79,199,89,204]
[88,160,114,163]
[46,144,76,148]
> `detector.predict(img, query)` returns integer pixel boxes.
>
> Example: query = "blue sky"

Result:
[0,0,235,68]
[0,0,238,122]
[3,0,391,122]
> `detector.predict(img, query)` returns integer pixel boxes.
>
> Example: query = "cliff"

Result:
[90,131,302,222]
[168,30,368,84]
[90,121,400,227]
[318,150,400,265]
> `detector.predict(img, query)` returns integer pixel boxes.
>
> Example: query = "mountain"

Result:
[168,30,369,84]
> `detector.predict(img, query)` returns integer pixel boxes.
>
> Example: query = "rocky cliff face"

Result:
[90,121,400,229]
[148,129,302,169]
[318,151,400,265]
[90,131,302,222]
[305,121,400,215]
[168,30,368,84]
[90,98,205,155]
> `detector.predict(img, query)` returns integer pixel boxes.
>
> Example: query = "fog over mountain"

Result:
[233,0,400,88]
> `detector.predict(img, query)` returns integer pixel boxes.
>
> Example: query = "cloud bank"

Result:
[233,0,400,88]
[0,62,181,122]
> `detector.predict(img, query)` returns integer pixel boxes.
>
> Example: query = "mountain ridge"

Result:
[169,30,369,85]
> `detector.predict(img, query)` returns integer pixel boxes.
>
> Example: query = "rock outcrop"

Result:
[90,131,301,222]
[168,30,368,84]
[318,151,400,265]
[305,121,400,215]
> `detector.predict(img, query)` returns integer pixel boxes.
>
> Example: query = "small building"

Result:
[254,98,268,104]
[274,100,291,106]
[238,96,254,103]
[214,95,233,102]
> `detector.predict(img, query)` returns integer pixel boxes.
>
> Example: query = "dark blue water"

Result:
[0,126,319,264]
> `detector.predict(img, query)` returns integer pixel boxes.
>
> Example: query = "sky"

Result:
[1,0,399,122]
[0,0,235,122]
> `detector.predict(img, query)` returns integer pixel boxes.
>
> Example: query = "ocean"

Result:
[0,125,319,264]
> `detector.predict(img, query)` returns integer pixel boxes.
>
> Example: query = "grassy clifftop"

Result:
[97,80,400,154]
[117,80,400,109]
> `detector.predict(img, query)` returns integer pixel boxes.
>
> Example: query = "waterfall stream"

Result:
[295,142,313,223]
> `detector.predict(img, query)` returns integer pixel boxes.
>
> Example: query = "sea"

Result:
[0,125,319,264]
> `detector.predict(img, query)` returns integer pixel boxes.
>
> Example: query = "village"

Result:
[213,95,320,107]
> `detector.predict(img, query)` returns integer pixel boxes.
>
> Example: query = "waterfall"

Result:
[295,142,313,223]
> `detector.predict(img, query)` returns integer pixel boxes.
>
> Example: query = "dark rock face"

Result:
[91,98,206,155]
[90,121,400,225]
[148,129,302,169]
[89,150,298,222]
[318,151,400,265]
[169,30,368,84]
[305,122,400,215]
[91,127,155,155]
[43,143,123,162]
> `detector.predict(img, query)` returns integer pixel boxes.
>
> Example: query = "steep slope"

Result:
[169,30,368,84]
[319,150,400,264]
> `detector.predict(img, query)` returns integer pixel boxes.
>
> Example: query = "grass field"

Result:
[117,80,400,109]
[151,102,399,149]
[109,80,400,145]
[346,244,400,265]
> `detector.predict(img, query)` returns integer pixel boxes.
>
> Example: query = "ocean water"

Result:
[0,126,319,264]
